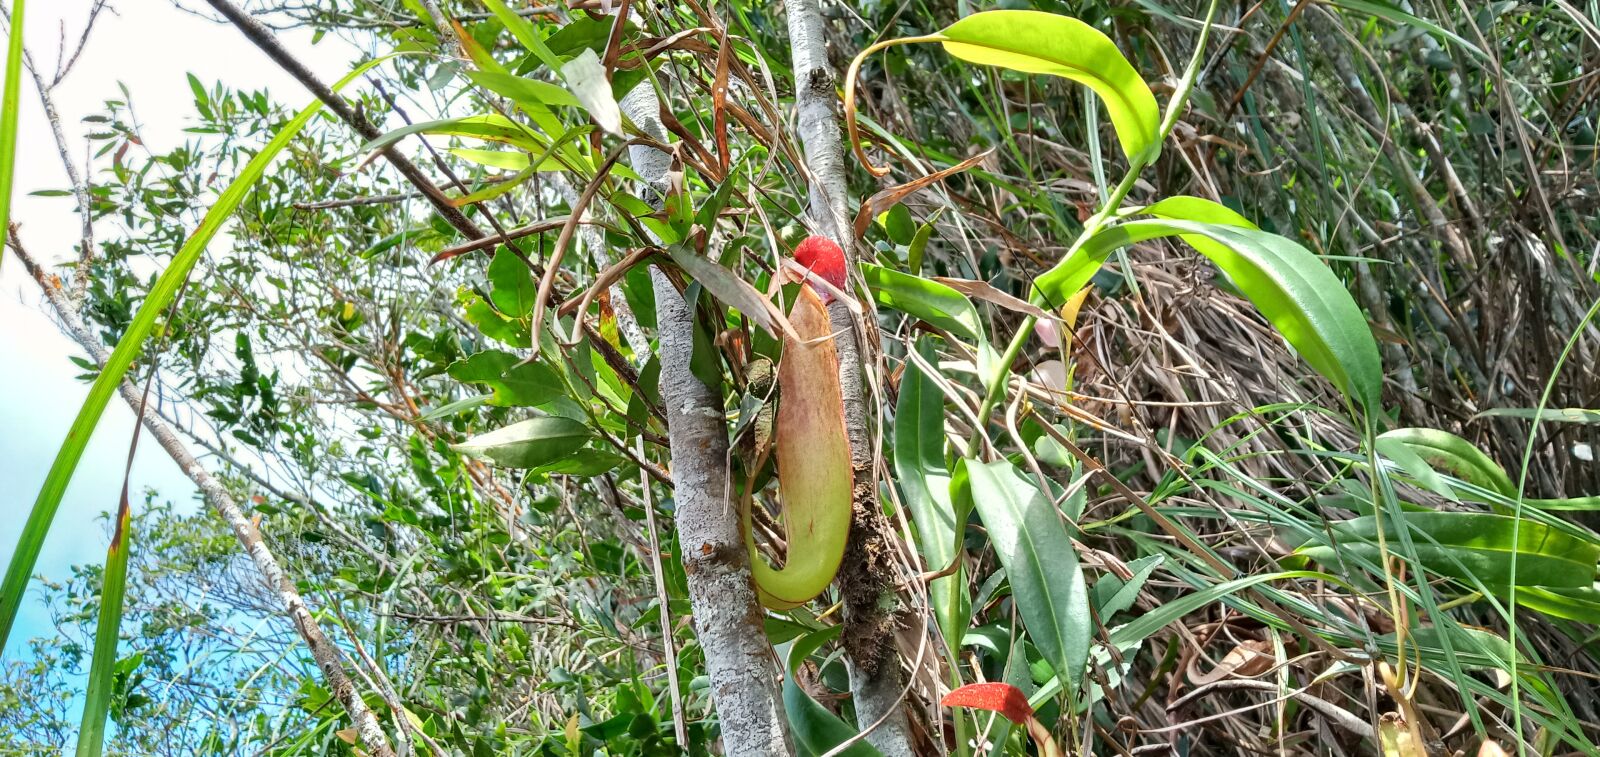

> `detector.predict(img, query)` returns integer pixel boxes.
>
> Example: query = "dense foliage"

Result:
[3,0,1599,755]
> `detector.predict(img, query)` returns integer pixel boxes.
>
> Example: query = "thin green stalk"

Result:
[1506,293,1600,755]
[0,57,393,652]
[0,0,26,269]
[75,503,132,757]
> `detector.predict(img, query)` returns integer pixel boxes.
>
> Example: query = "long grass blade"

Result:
[0,0,26,268]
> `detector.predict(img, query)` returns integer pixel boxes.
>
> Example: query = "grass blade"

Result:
[0,0,25,268]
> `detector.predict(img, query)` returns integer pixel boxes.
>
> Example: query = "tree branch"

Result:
[8,235,397,757]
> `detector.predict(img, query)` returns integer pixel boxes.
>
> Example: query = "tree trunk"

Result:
[783,0,915,753]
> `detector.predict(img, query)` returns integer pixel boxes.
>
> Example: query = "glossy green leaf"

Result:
[1377,428,1515,497]
[1517,585,1600,625]
[76,504,131,757]
[1034,217,1382,408]
[462,291,532,347]
[446,351,563,407]
[783,674,883,757]
[0,57,392,650]
[1300,512,1599,588]
[965,459,1089,697]
[1375,435,1461,503]
[861,263,982,341]
[451,416,591,468]
[488,250,538,318]
[937,10,1159,161]
[895,337,967,646]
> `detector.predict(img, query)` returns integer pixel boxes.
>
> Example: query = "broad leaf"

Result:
[666,245,792,339]
[1300,512,1600,588]
[452,416,591,468]
[937,11,1159,161]
[465,70,581,108]
[488,250,538,318]
[1377,428,1515,497]
[861,263,983,341]
[447,351,564,407]
[965,459,1089,697]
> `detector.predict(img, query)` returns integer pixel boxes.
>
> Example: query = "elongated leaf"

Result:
[783,672,883,757]
[562,49,621,135]
[1377,428,1515,497]
[666,245,793,340]
[895,337,967,644]
[465,70,581,108]
[75,504,131,757]
[1375,435,1460,503]
[937,11,1159,161]
[1517,585,1600,625]
[752,288,852,609]
[0,58,391,650]
[1476,407,1600,425]
[1300,512,1599,588]
[451,416,591,468]
[861,263,983,341]
[943,682,1034,725]
[1034,217,1382,408]
[965,459,1089,698]
[357,113,547,157]
[0,0,23,268]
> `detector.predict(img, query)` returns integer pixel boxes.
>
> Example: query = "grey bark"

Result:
[11,244,397,757]
[623,84,794,756]
[782,0,914,753]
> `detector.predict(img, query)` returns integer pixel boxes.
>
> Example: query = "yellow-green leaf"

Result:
[937,11,1159,161]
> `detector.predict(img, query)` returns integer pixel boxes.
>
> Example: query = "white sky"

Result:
[0,0,356,658]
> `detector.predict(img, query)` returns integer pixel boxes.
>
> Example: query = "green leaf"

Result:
[895,337,967,647]
[1375,435,1460,503]
[1517,585,1600,625]
[418,394,492,421]
[463,291,532,347]
[534,448,625,477]
[488,250,538,318]
[965,459,1089,698]
[782,657,883,757]
[0,56,393,650]
[452,416,591,468]
[666,245,788,339]
[76,504,131,757]
[860,263,983,342]
[1300,512,1600,588]
[1034,217,1382,409]
[1376,428,1515,497]
[464,70,581,108]
[1475,407,1600,425]
[447,351,564,407]
[936,10,1159,161]
[357,113,548,156]
[1092,554,1162,620]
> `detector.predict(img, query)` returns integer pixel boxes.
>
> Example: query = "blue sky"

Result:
[1,0,351,666]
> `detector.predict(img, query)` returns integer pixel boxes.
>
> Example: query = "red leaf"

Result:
[941,683,1034,725]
